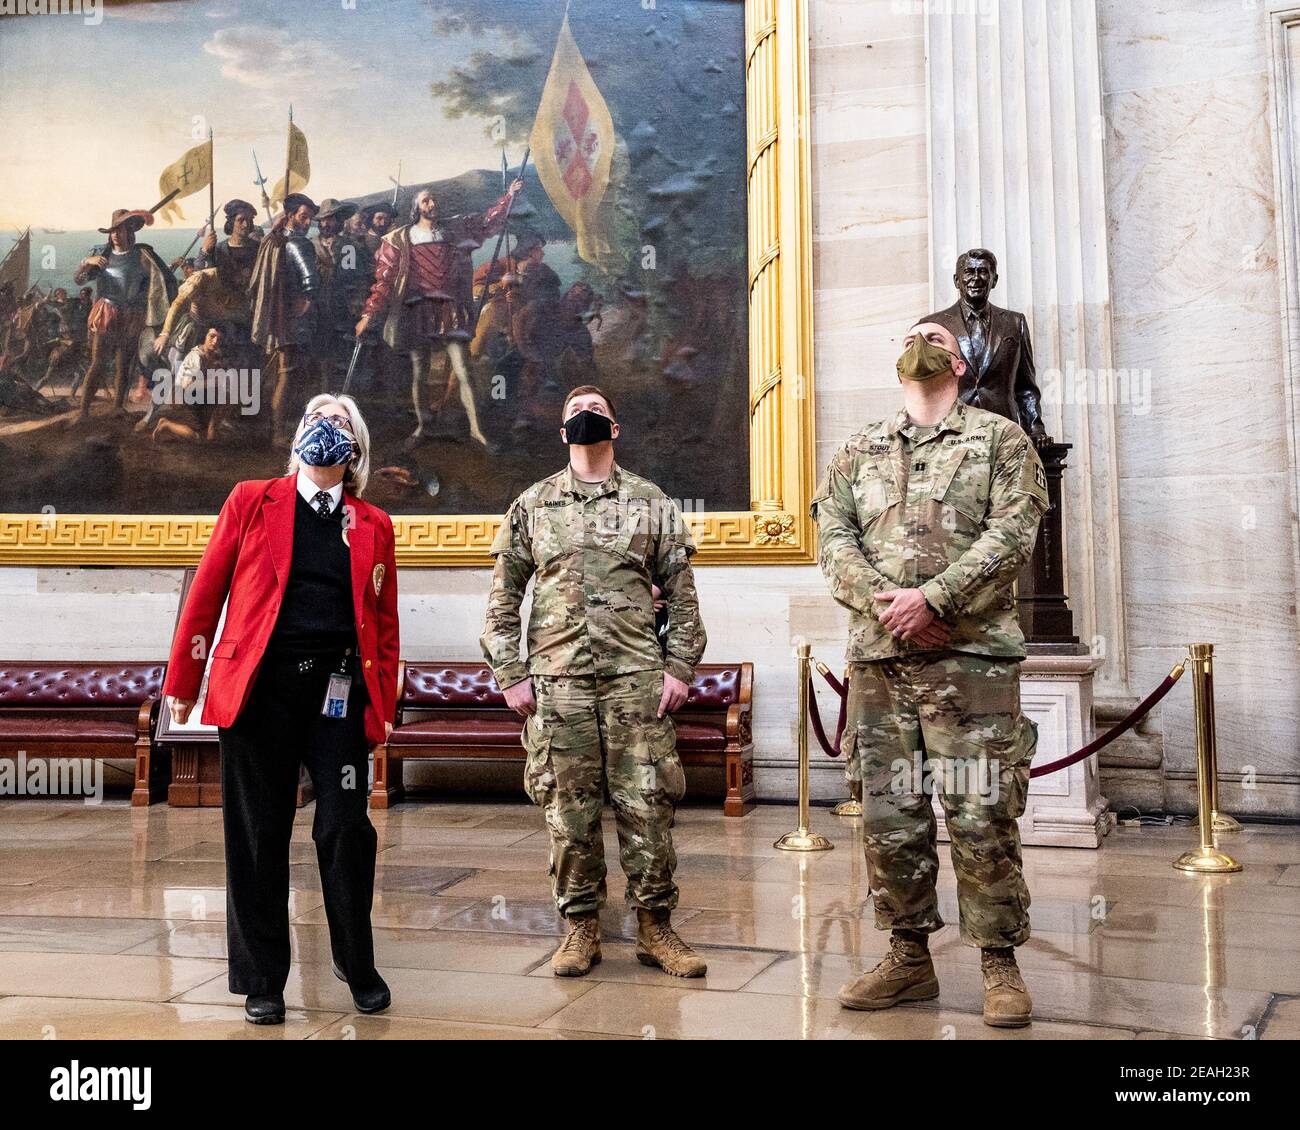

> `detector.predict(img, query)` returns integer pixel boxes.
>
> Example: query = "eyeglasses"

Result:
[304,411,355,433]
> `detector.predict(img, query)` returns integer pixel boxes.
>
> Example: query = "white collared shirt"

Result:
[296,467,344,515]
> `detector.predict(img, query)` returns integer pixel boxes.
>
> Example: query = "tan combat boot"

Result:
[981,947,1032,1028]
[635,909,707,977]
[551,912,601,977]
[838,932,939,1010]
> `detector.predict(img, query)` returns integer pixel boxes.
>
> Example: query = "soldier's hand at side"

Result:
[651,583,666,612]
[503,677,537,718]
[875,588,938,641]
[658,672,689,718]
[354,315,370,339]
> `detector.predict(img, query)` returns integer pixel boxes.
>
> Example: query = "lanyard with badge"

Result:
[322,651,354,719]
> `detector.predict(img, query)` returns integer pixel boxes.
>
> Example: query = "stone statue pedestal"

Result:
[936,649,1108,848]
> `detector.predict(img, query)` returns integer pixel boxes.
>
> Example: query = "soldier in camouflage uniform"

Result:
[481,385,709,978]
[811,321,1049,1027]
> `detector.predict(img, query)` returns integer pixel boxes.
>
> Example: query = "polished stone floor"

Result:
[0,797,1297,1040]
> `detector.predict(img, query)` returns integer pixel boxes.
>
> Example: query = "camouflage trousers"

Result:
[521,670,686,917]
[844,653,1037,948]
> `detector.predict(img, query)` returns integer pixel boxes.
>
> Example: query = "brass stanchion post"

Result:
[775,642,833,852]
[1200,644,1240,834]
[823,664,862,817]
[1174,643,1240,874]
[832,779,863,818]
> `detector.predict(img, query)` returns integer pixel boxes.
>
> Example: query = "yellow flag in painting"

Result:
[530,13,615,268]
[157,139,213,223]
[269,121,310,209]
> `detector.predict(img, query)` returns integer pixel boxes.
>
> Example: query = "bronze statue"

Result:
[920,248,1049,445]
[921,249,1075,643]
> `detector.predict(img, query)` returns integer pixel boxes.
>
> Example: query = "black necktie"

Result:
[968,308,988,371]
[313,490,333,518]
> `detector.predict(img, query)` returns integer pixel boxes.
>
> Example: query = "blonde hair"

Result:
[286,393,372,496]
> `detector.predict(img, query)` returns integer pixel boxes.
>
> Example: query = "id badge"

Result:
[322,673,352,719]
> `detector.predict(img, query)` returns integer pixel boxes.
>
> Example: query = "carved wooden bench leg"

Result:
[724,744,756,817]
[370,743,404,809]
[133,747,170,805]
[131,701,167,806]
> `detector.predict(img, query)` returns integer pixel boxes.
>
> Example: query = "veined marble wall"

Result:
[4,1,1295,816]
[1099,0,1300,817]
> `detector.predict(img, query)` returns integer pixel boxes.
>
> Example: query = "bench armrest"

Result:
[136,697,159,740]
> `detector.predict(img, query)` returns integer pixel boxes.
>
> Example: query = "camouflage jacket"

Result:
[481,463,707,688]
[811,400,1048,661]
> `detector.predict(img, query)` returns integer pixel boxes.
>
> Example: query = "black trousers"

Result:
[218,655,377,995]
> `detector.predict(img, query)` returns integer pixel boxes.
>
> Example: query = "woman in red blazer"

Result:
[164,393,399,1025]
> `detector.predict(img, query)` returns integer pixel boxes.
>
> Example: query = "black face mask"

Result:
[563,409,614,445]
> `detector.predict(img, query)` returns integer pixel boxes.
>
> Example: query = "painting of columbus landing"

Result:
[0,0,749,520]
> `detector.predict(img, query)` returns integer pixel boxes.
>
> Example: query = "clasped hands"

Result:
[874,588,952,649]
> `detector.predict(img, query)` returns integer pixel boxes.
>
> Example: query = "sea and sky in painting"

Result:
[0,0,748,518]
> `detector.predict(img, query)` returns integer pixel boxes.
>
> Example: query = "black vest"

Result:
[267,490,356,656]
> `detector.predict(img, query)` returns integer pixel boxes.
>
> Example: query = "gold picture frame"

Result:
[0,0,816,568]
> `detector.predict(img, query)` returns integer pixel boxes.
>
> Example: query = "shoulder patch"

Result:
[1011,444,1050,508]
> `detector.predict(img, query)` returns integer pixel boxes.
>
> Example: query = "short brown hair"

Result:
[562,384,617,421]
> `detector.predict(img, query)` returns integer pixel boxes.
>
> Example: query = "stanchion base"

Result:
[1173,846,1242,874]
[831,799,863,817]
[1211,812,1242,834]
[774,828,834,852]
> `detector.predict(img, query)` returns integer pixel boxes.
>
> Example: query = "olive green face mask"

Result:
[896,333,956,382]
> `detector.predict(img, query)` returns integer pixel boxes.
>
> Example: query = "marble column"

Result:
[924,0,1132,707]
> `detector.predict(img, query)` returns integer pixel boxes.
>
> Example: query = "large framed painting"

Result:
[0,0,814,566]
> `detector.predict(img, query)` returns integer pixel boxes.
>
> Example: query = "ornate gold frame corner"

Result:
[0,0,817,569]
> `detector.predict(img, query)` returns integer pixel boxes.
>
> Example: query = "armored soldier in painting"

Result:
[71,207,176,421]
[812,321,1048,1027]
[480,385,708,979]
[250,192,322,445]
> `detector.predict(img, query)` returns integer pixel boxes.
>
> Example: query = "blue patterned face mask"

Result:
[295,417,355,467]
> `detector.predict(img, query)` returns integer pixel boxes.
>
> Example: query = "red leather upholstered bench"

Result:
[0,663,167,806]
[373,661,755,816]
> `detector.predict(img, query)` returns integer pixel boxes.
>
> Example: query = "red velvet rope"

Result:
[1027,664,1184,778]
[806,658,1187,778]
[807,671,847,757]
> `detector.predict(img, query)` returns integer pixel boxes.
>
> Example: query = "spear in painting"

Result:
[389,159,402,209]
[472,147,530,326]
[252,148,272,222]
[283,105,293,214]
[207,126,216,241]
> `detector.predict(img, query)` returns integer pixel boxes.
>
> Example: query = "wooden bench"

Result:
[0,663,167,806]
[373,661,755,816]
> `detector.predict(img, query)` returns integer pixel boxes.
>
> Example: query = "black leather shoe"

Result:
[244,993,286,1025]
[332,961,391,1014]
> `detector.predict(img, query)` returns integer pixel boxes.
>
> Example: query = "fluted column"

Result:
[925,0,1131,698]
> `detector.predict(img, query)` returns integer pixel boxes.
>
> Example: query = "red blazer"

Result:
[163,474,400,747]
